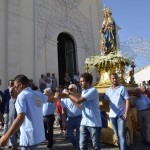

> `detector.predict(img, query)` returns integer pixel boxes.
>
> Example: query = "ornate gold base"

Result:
[85,53,136,87]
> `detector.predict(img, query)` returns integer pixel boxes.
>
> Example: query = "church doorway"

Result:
[57,33,77,86]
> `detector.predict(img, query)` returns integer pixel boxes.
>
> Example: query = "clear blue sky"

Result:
[102,0,150,42]
[102,0,150,71]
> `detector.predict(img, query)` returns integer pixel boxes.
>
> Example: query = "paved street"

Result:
[49,127,118,150]
[129,132,150,150]
[0,127,118,150]
[38,127,119,150]
[1,127,150,149]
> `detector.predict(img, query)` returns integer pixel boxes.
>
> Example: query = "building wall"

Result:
[0,0,102,88]
[0,0,7,89]
[134,65,150,85]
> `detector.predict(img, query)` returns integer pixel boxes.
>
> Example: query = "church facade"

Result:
[0,0,103,88]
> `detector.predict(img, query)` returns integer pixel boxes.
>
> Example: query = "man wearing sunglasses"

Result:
[61,84,82,150]
[0,74,58,150]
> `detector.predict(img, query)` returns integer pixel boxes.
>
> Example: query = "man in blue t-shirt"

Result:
[104,73,130,150]
[63,73,102,150]
[42,88,56,150]
[133,88,150,145]
[61,84,82,150]
[0,75,58,150]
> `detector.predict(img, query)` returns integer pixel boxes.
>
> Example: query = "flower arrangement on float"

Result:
[85,51,134,85]
[85,52,131,70]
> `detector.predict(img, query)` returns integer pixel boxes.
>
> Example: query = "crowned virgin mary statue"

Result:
[100,8,117,55]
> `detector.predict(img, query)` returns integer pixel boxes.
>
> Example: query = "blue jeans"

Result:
[80,125,101,150]
[39,85,45,93]
[67,115,82,150]
[110,116,126,150]
[21,144,38,150]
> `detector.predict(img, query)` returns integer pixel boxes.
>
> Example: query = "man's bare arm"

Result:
[0,113,25,146]
[65,92,86,104]
[47,96,58,103]
[72,100,83,109]
[60,93,83,109]
[124,100,130,120]
[44,92,59,103]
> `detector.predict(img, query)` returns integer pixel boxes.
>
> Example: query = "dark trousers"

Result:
[137,109,150,144]
[43,114,55,148]
[58,115,63,130]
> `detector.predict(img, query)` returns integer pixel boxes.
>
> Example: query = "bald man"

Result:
[61,84,82,150]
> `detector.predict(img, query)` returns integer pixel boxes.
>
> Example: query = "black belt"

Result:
[68,115,82,118]
[43,114,54,118]
[140,108,150,111]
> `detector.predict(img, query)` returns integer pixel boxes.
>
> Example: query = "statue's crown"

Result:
[103,7,112,14]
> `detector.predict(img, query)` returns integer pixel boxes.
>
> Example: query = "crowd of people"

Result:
[39,73,57,93]
[132,85,150,146]
[0,72,150,150]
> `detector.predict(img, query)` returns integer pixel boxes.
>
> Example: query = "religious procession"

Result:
[0,0,150,150]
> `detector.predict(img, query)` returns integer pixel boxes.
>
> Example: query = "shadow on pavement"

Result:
[3,127,150,149]
[129,132,150,150]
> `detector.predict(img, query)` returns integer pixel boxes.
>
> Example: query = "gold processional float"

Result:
[84,7,138,146]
